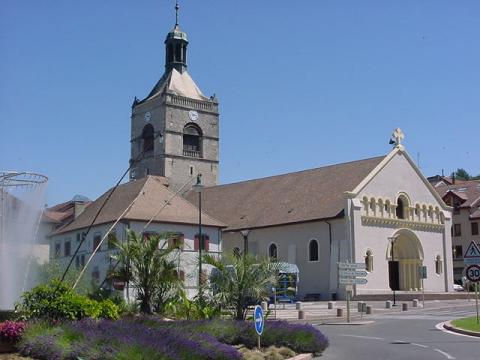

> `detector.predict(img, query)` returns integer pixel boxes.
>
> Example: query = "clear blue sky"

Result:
[1,1,479,206]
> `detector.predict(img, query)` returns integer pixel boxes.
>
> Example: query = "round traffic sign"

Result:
[465,264,480,282]
[253,305,264,335]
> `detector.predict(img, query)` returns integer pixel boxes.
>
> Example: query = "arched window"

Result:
[365,250,373,272]
[142,124,154,153]
[435,255,443,275]
[309,239,319,261]
[183,123,202,157]
[396,198,405,219]
[269,243,277,259]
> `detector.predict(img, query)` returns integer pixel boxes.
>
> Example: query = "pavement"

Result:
[264,298,480,325]
[311,301,480,360]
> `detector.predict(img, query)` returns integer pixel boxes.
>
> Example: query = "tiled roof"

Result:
[52,176,225,236]
[185,156,385,231]
[436,181,480,208]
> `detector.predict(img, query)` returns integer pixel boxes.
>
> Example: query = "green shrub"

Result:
[16,279,119,321]
[99,299,120,320]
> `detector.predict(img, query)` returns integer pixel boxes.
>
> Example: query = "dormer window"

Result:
[183,123,202,158]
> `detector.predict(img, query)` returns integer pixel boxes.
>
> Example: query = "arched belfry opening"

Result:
[142,124,154,153]
[183,123,202,157]
[387,229,424,291]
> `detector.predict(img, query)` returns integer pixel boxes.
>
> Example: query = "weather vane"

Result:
[175,1,179,27]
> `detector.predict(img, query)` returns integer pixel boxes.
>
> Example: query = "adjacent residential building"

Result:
[434,180,480,283]
[49,176,225,296]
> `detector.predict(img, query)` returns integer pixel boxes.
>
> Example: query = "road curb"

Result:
[443,320,480,337]
[317,320,375,326]
[287,353,313,360]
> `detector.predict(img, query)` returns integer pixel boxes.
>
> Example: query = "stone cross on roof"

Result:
[392,128,405,146]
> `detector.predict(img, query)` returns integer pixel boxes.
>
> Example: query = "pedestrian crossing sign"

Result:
[463,241,480,265]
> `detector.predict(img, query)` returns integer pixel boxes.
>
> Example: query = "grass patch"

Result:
[451,316,480,332]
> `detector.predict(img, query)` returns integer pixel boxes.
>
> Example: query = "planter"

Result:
[0,339,15,353]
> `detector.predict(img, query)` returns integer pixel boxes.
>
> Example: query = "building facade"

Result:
[435,181,480,283]
[187,134,454,299]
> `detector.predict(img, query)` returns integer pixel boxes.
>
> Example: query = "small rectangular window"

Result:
[54,243,61,258]
[472,222,479,236]
[107,231,117,250]
[194,234,210,251]
[76,233,81,243]
[453,224,461,237]
[453,245,463,259]
[80,255,85,268]
[168,233,185,250]
[64,240,71,257]
[93,233,102,251]
[75,256,80,269]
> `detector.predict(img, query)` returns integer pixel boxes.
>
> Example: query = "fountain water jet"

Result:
[0,171,48,310]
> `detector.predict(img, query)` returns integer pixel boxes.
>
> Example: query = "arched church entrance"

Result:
[387,229,424,291]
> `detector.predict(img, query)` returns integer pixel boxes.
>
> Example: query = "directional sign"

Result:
[464,241,480,265]
[339,277,368,285]
[337,262,366,270]
[339,270,368,277]
[253,305,264,335]
[465,264,480,283]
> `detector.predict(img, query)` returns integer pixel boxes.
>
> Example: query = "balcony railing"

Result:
[183,149,201,158]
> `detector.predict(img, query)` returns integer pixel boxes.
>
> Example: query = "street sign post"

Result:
[337,262,368,322]
[253,305,264,349]
[418,266,427,307]
[464,264,480,325]
[465,264,480,283]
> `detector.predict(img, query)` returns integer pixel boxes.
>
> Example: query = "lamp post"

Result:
[193,175,203,298]
[240,229,250,256]
[388,235,399,306]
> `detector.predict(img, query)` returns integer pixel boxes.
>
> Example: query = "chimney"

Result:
[74,201,87,219]
[452,172,455,185]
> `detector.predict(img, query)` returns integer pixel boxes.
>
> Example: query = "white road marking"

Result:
[339,334,384,340]
[433,348,456,359]
[411,343,428,348]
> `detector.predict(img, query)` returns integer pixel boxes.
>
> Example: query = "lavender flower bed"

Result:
[18,317,328,359]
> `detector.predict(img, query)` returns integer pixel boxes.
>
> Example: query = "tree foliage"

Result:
[110,230,183,314]
[203,252,281,320]
[455,168,471,181]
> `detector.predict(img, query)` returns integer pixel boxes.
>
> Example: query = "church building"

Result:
[49,4,454,300]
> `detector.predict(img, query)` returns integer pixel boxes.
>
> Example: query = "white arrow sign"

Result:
[339,277,368,285]
[339,270,368,277]
[337,262,366,270]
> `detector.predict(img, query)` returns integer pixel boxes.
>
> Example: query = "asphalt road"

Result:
[314,304,479,360]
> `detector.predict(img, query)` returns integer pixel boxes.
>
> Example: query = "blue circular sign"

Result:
[254,305,264,335]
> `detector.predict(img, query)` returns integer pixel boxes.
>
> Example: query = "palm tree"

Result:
[203,252,281,320]
[111,230,183,314]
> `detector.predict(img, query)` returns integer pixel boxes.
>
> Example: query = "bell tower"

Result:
[129,2,219,191]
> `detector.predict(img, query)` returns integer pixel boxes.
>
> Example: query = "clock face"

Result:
[188,110,199,121]
[144,111,151,122]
